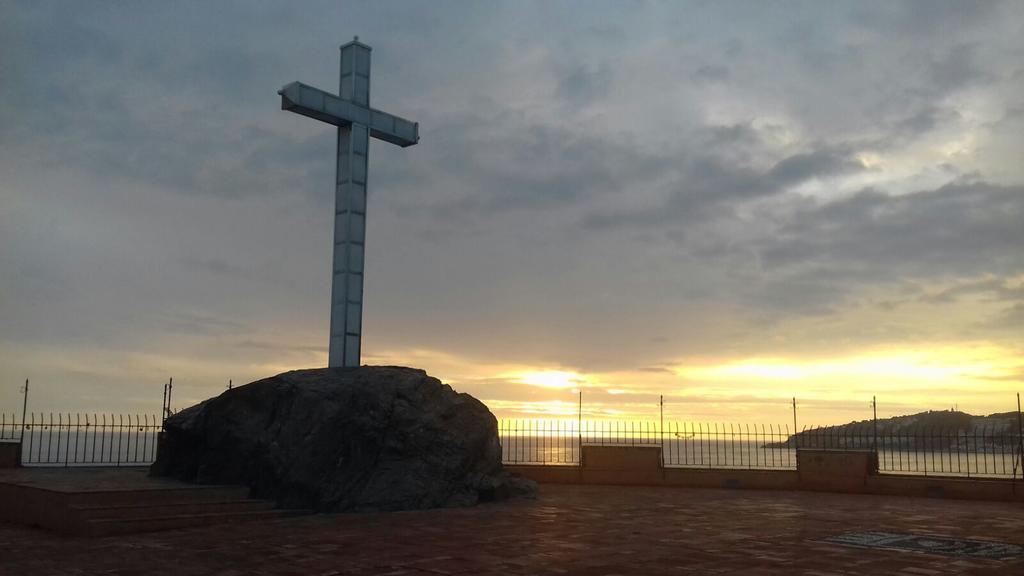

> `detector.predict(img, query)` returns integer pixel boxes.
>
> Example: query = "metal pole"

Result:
[577,389,582,456]
[659,395,665,470]
[1016,393,1023,481]
[166,378,173,421]
[20,379,29,444]
[872,396,878,451]
[659,395,664,441]
[792,397,797,437]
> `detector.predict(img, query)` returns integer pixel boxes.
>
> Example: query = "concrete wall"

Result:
[579,445,662,485]
[797,449,878,492]
[0,441,20,468]
[505,446,1024,503]
[0,482,77,532]
[866,474,1024,502]
[505,464,801,491]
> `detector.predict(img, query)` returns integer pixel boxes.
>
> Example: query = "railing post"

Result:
[577,389,582,457]
[161,381,168,429]
[19,379,29,442]
[29,412,36,464]
[116,414,123,467]
[872,396,878,452]
[1016,393,1023,482]
[792,397,797,439]
[61,413,68,467]
[163,377,174,428]
[659,395,664,468]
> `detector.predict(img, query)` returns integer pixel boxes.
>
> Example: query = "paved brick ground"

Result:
[0,467,225,492]
[2,484,1024,575]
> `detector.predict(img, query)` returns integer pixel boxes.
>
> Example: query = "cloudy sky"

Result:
[1,1,1022,425]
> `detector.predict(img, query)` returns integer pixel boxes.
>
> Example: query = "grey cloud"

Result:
[389,119,669,225]
[159,312,248,336]
[612,177,1024,325]
[766,149,865,188]
[896,108,943,136]
[926,44,989,93]
[638,366,675,374]
[759,181,1024,277]
[697,180,1024,321]
[559,62,612,103]
[234,340,326,355]
[692,64,729,82]
[183,257,252,278]
[982,303,1024,332]
[920,277,1024,304]
[0,2,331,203]
[850,0,996,37]
[743,274,848,318]
[880,106,965,145]
[754,2,1014,147]
[702,122,761,147]
[584,146,865,230]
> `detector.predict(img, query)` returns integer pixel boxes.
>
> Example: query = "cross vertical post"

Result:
[279,38,419,368]
[331,40,371,367]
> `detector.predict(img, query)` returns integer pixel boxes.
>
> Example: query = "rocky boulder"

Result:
[151,366,535,511]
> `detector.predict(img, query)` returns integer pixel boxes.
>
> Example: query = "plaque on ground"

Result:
[822,531,1024,561]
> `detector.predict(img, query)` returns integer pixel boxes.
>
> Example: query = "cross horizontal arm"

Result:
[279,81,419,148]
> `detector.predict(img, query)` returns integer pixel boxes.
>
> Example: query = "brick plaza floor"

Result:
[3,484,1024,575]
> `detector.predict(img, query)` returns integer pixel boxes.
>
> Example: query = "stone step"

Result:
[84,508,311,537]
[68,485,250,508]
[72,498,276,520]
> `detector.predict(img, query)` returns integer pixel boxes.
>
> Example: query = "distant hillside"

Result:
[775,410,1023,449]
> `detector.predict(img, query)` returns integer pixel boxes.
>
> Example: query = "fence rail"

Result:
[498,419,1024,478]
[12,413,160,467]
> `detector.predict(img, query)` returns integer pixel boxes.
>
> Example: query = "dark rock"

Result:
[151,366,536,511]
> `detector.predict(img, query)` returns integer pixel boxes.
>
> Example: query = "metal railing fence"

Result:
[498,419,1024,478]
[499,419,794,469]
[1,412,20,441]
[3,410,1023,477]
[17,412,160,467]
[796,423,1024,478]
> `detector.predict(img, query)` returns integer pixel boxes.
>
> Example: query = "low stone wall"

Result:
[580,444,662,485]
[0,441,20,468]
[505,446,1024,503]
[509,465,581,484]
[797,449,878,492]
[505,464,802,491]
[866,474,1024,502]
[0,481,70,531]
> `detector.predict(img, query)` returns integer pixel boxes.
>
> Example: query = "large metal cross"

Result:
[279,38,419,368]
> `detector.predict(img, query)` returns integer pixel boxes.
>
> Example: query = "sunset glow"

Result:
[508,370,588,390]
[676,347,1016,384]
[358,342,1024,427]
